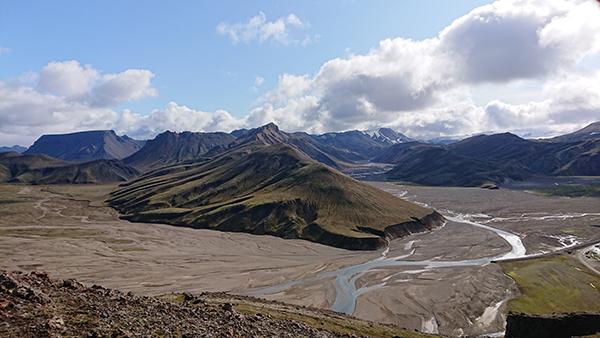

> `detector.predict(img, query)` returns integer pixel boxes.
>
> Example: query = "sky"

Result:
[1,0,600,146]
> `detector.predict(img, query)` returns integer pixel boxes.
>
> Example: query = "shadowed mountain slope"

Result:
[227,123,390,169]
[549,121,600,143]
[109,124,443,250]
[378,127,600,186]
[25,130,144,162]
[0,152,138,184]
[376,143,514,186]
[123,131,236,171]
[0,145,27,153]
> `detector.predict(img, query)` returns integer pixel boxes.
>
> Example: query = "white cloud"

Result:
[36,60,157,107]
[244,0,600,138]
[3,0,600,146]
[0,60,248,145]
[0,47,11,55]
[436,0,600,83]
[0,81,119,146]
[37,60,99,99]
[0,61,160,145]
[115,102,245,140]
[90,69,157,107]
[217,12,313,46]
[262,73,312,103]
[483,71,600,134]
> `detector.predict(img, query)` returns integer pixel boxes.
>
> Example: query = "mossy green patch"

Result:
[108,143,435,250]
[535,185,600,198]
[501,254,600,315]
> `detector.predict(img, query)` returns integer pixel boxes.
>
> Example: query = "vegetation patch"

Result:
[501,254,600,315]
[108,142,440,251]
[535,184,600,198]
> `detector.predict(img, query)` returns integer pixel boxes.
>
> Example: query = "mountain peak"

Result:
[488,132,523,140]
[549,121,600,143]
[0,145,27,154]
[362,127,413,144]
[453,132,526,147]
[257,122,280,132]
[238,123,288,145]
[124,131,236,170]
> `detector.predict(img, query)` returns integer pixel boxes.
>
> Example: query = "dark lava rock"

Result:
[505,311,600,338]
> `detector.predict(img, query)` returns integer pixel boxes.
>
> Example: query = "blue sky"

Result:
[0,0,490,115]
[1,0,599,146]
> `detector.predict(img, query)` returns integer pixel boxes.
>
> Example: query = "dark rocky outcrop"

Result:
[1,270,430,337]
[505,312,600,338]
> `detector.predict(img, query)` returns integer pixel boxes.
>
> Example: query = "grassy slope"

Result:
[0,152,138,184]
[501,254,600,314]
[109,143,439,250]
[535,185,600,198]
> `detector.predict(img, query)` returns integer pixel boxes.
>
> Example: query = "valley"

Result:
[2,181,598,336]
[5,3,600,336]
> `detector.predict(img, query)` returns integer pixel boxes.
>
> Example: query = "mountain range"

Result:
[0,152,138,184]
[25,130,145,162]
[378,129,600,186]
[123,130,236,171]
[2,121,598,249]
[108,124,443,250]
[0,145,27,153]
[3,122,599,188]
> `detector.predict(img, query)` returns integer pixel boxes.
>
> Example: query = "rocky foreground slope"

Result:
[0,270,434,338]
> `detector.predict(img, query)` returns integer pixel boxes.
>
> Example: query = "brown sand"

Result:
[2,182,599,336]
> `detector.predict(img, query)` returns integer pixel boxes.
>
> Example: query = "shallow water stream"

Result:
[251,209,528,315]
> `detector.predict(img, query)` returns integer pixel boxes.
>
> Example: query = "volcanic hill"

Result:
[109,124,443,250]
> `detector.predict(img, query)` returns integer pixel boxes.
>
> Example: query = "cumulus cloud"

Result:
[483,71,600,134]
[0,60,245,146]
[3,0,600,146]
[217,12,313,45]
[37,60,157,107]
[437,0,600,83]
[254,76,265,87]
[0,82,119,146]
[115,102,245,139]
[245,0,600,137]
[90,69,157,107]
[37,61,99,99]
[0,61,157,145]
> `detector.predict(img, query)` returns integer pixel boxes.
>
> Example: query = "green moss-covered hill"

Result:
[108,125,443,250]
